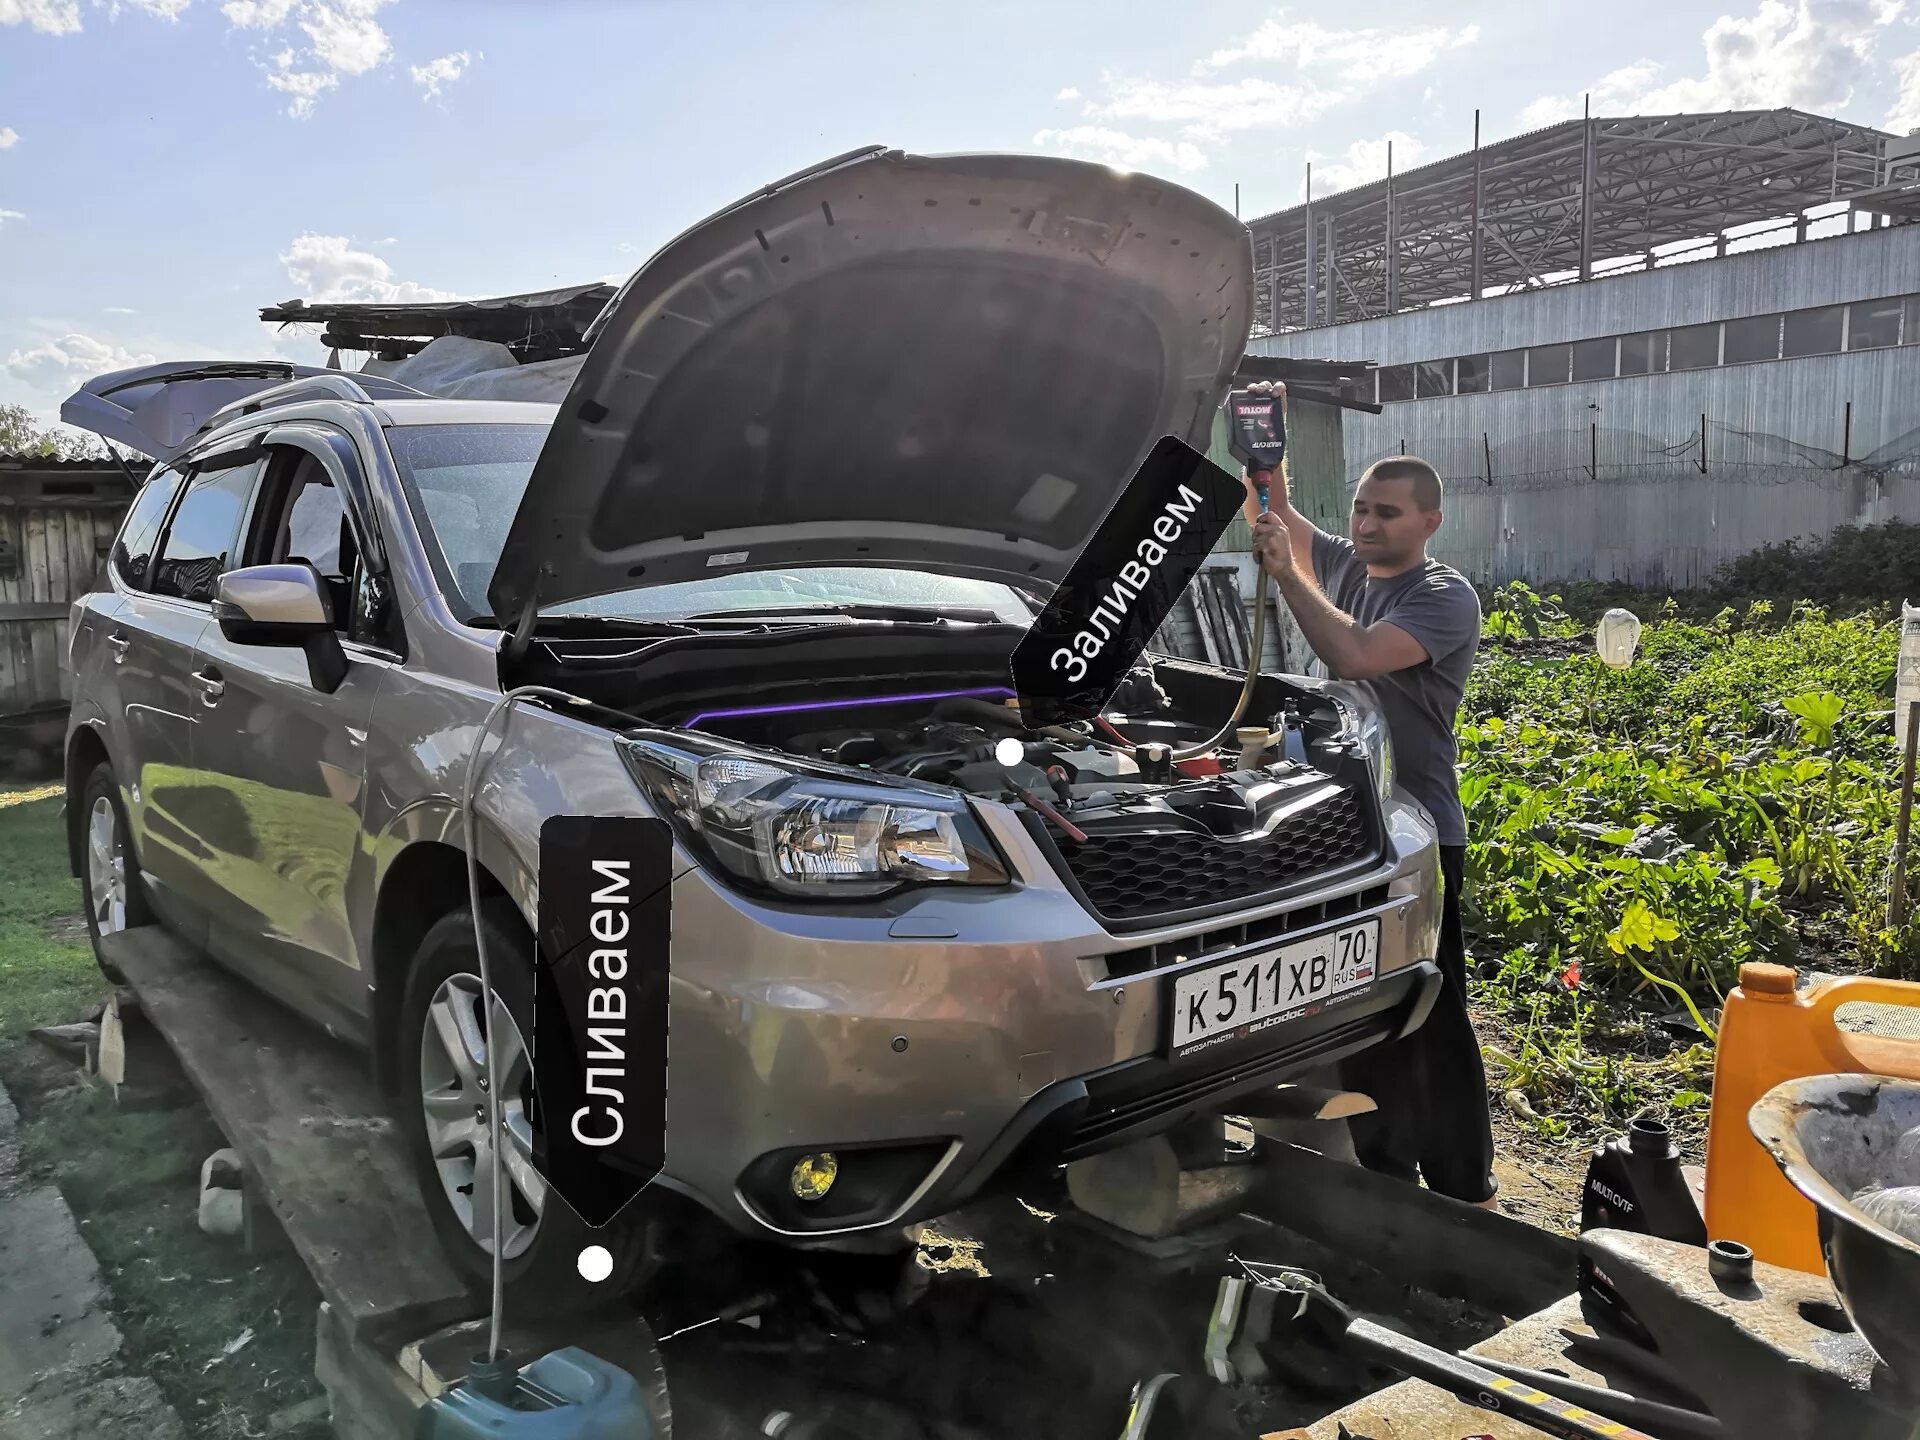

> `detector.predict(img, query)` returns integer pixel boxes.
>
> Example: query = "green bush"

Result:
[1460,611,1917,1013]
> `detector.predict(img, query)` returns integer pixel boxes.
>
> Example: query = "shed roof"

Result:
[259,282,618,363]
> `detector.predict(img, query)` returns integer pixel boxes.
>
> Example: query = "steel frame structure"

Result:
[1252,108,1900,332]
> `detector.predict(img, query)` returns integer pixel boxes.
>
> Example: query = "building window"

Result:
[1489,349,1526,391]
[1415,360,1453,398]
[1527,343,1571,386]
[1783,305,1844,357]
[1571,338,1616,382]
[1847,297,1902,350]
[1668,323,1720,371]
[1907,295,1920,344]
[1723,314,1781,364]
[1456,354,1491,393]
[1377,364,1415,403]
[1618,332,1663,375]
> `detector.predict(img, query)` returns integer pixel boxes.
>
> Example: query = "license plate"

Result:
[1168,919,1379,1058]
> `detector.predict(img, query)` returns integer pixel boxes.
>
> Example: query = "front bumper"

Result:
[651,795,1442,1242]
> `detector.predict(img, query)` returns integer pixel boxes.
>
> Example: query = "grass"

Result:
[1459,603,1918,1147]
[0,783,329,1439]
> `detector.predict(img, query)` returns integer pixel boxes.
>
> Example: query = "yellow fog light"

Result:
[790,1152,839,1201]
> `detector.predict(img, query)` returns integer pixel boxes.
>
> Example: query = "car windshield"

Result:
[384,422,1033,625]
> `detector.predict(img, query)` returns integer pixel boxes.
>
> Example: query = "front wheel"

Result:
[398,900,663,1316]
[78,760,153,983]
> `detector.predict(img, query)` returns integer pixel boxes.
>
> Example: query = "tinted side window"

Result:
[111,469,183,589]
[150,463,260,603]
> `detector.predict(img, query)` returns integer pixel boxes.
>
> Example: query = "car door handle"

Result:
[107,632,130,661]
[191,667,225,704]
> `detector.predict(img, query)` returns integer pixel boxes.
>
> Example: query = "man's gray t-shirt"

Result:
[1311,532,1481,846]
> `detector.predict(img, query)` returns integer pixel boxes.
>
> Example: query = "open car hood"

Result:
[487,146,1253,628]
[61,361,424,465]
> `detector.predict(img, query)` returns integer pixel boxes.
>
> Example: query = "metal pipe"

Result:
[1891,699,1918,928]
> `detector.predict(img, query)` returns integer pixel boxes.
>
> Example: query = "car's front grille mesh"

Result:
[1060,788,1373,924]
[1100,884,1391,980]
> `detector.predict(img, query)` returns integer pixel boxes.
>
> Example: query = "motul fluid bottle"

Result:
[1578,1117,1706,1339]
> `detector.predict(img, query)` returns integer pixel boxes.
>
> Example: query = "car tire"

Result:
[78,760,154,984]
[398,899,662,1316]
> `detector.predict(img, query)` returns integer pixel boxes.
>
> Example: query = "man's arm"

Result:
[1250,512,1429,680]
[1276,564,1429,680]
[1237,382,1322,578]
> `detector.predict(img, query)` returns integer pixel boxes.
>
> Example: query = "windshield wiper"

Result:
[681,603,1007,625]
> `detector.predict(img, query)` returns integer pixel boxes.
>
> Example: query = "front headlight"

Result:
[617,733,1010,899]
[1328,683,1394,804]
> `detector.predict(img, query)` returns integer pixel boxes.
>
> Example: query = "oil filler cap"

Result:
[1738,963,1797,997]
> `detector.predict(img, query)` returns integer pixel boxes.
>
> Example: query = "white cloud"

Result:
[615,241,638,253]
[299,0,390,75]
[1888,47,1920,131]
[1519,61,1662,129]
[1520,1,1903,129]
[1309,132,1426,195]
[1084,74,1348,142]
[267,66,338,117]
[104,305,137,314]
[1050,16,1476,169]
[6,332,158,390]
[225,0,392,115]
[410,49,472,100]
[278,232,458,304]
[121,0,191,18]
[0,0,80,31]
[0,128,17,150]
[1031,125,1209,173]
[221,0,293,23]
[1200,17,1479,78]
[0,208,23,228]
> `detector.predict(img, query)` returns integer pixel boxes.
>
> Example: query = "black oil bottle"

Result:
[1578,1117,1707,1340]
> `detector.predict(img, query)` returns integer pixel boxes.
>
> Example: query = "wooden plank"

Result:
[24,511,57,710]
[1248,1140,1579,1321]
[98,927,478,1347]
[68,510,103,599]
[0,602,70,622]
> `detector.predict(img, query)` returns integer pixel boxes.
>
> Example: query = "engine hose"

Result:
[1171,563,1269,761]
[461,682,588,1363]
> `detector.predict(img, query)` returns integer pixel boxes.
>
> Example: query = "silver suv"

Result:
[62,148,1441,1306]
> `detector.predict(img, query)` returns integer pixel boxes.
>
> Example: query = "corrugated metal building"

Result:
[1230,108,1920,589]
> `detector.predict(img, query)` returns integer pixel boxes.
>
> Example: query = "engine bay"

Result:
[506,621,1377,839]
[683,665,1370,837]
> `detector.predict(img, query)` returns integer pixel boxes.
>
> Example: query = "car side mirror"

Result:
[213,564,349,694]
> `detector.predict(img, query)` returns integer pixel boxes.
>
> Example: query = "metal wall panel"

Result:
[1236,226,1920,587]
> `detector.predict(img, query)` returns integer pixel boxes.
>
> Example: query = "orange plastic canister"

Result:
[1704,962,1920,1273]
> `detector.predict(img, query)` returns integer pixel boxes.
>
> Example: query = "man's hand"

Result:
[1251,510,1296,584]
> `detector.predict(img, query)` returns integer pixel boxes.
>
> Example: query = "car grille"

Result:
[1100,883,1391,980]
[1060,787,1374,925]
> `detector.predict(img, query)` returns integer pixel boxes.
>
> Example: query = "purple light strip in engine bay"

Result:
[684,686,1018,731]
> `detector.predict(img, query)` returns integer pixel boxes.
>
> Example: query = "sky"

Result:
[4,0,1920,434]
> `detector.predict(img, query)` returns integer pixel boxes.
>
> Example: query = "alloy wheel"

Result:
[418,972,546,1260]
[86,795,129,935]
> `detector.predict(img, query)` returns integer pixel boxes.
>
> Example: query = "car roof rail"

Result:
[210,371,429,425]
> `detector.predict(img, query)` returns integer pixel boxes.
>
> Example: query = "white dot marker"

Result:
[994,736,1024,767]
[577,1244,613,1283]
